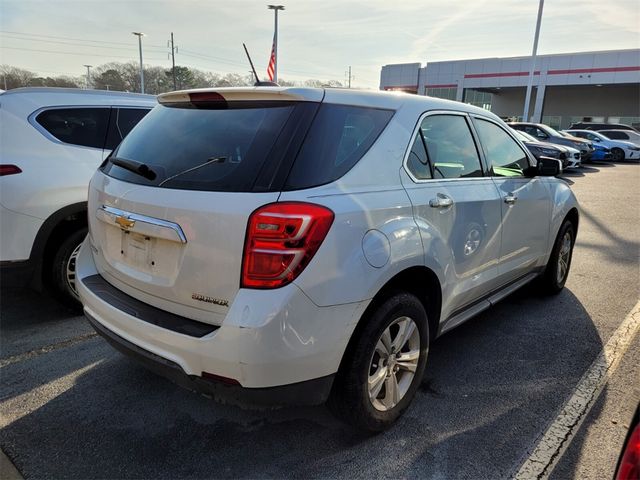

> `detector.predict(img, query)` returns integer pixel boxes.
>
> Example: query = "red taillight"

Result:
[241,202,334,289]
[0,164,22,176]
[617,423,640,480]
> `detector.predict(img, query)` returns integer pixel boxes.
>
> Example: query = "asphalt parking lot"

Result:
[1,162,639,479]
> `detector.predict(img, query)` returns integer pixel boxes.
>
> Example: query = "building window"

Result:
[425,87,457,101]
[463,89,492,111]
[617,117,640,128]
[542,116,562,129]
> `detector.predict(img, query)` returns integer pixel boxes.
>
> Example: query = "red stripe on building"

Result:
[547,66,640,75]
[425,83,457,88]
[464,71,540,79]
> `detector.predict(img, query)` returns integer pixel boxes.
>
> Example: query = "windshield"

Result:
[513,129,536,142]
[542,125,564,137]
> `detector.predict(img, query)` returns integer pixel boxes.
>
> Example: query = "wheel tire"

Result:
[50,228,87,308]
[540,220,575,295]
[327,292,429,432]
[611,148,625,162]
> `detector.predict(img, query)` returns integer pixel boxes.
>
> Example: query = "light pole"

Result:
[132,32,145,94]
[523,0,544,121]
[267,5,284,83]
[83,64,92,89]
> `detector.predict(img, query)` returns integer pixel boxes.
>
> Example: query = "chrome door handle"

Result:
[504,193,518,205]
[429,194,454,208]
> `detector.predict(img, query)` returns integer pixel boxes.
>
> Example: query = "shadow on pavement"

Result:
[0,286,604,479]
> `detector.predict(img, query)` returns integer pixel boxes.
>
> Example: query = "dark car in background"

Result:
[509,122,594,161]
[569,121,638,132]
[511,128,579,169]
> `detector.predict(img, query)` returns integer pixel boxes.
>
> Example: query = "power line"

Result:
[0,30,165,48]
[0,45,167,61]
[0,34,167,53]
[1,31,346,82]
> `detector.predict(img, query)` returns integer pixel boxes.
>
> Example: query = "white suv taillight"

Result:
[241,202,334,289]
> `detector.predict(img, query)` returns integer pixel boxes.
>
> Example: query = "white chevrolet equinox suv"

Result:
[77,87,578,431]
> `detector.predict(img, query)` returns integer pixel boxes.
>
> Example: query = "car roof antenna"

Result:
[243,43,279,87]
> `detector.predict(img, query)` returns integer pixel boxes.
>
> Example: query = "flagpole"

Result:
[268,5,285,83]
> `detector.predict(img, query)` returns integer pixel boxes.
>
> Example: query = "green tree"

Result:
[93,69,127,91]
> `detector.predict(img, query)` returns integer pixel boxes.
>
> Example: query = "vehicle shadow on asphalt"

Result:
[575,206,638,265]
[0,286,604,479]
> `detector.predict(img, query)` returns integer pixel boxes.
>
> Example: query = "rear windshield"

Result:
[103,102,295,192]
[102,101,394,192]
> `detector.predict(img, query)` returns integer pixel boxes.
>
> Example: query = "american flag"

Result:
[266,35,276,81]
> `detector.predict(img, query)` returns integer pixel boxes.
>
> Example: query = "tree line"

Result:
[0,62,343,93]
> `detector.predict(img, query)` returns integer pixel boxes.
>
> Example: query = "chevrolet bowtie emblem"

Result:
[115,215,135,230]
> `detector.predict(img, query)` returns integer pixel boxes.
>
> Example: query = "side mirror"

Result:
[593,138,601,142]
[537,157,562,176]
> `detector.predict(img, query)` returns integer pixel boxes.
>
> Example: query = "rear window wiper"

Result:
[158,156,226,187]
[110,157,157,181]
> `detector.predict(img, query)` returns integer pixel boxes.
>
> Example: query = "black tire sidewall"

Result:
[329,292,429,432]
[612,148,625,162]
[50,228,87,307]
[543,220,575,293]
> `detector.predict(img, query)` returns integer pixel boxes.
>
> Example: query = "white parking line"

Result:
[514,300,640,480]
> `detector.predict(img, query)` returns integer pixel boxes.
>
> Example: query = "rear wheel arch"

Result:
[564,207,579,237]
[337,266,442,374]
[29,202,88,290]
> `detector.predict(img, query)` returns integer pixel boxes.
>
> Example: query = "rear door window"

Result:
[284,104,393,189]
[104,108,151,150]
[414,114,483,179]
[35,107,110,149]
[602,131,627,140]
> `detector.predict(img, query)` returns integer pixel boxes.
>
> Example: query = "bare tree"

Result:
[1,65,36,89]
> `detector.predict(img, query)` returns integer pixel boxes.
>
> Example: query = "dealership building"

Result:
[379,48,640,129]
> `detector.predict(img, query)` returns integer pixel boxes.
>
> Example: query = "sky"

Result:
[1,0,639,89]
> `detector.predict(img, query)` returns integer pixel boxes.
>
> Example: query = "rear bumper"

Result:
[76,238,366,402]
[86,310,334,406]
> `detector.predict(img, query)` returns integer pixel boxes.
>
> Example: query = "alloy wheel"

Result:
[66,243,82,299]
[557,232,572,284]
[368,316,421,411]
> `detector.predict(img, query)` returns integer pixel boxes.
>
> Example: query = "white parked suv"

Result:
[0,88,156,305]
[564,129,640,161]
[77,87,579,431]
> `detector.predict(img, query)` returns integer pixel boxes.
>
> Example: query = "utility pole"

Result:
[168,32,177,90]
[346,66,352,88]
[132,32,145,94]
[83,64,92,89]
[267,5,284,83]
[523,0,544,121]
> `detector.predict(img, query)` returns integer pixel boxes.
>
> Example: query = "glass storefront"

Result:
[463,89,492,111]
[425,87,457,101]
